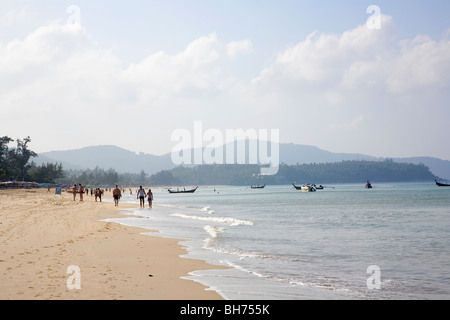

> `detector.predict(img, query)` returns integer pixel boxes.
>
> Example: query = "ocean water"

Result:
[105,183,450,300]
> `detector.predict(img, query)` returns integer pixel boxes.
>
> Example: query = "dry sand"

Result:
[0,188,226,300]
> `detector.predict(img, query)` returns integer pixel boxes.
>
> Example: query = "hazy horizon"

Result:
[37,142,449,163]
[2,1,450,161]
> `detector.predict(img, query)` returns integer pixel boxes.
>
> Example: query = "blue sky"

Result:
[1,0,450,160]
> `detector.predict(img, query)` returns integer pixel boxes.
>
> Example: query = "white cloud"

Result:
[226,39,253,59]
[250,14,450,97]
[251,15,395,88]
[241,14,450,158]
[0,24,250,154]
[1,15,450,160]
[0,23,123,113]
[328,115,364,131]
[386,35,450,93]
[0,7,31,28]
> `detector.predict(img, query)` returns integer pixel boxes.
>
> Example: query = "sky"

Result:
[1,0,450,160]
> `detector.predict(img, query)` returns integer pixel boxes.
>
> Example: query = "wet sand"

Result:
[0,188,225,300]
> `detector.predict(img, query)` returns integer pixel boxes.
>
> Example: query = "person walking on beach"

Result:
[79,184,84,202]
[94,188,100,202]
[72,184,78,201]
[147,188,153,208]
[113,185,122,206]
[137,186,146,208]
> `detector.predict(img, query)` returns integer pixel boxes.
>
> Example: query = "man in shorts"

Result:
[137,186,146,208]
[113,185,122,206]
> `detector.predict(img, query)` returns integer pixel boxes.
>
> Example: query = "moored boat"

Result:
[435,179,450,187]
[251,184,266,189]
[302,185,316,192]
[168,186,198,194]
[293,183,316,192]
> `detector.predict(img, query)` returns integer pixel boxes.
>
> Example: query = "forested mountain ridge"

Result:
[62,160,436,186]
[146,160,436,186]
[1,138,440,186]
[35,143,450,179]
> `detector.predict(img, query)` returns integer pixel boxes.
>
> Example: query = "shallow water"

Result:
[106,183,450,300]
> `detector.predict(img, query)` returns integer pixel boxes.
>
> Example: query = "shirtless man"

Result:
[113,185,122,206]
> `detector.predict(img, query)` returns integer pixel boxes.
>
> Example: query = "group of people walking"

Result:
[137,186,153,208]
[70,184,153,208]
[71,184,105,202]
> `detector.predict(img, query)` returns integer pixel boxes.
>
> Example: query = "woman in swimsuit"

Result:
[147,189,153,208]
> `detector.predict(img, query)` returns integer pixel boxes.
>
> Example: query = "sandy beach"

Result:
[0,188,225,300]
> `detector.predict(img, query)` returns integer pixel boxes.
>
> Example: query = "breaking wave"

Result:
[171,213,253,226]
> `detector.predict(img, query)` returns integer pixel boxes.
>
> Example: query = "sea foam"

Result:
[171,213,253,226]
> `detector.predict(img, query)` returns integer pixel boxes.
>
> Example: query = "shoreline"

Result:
[0,188,226,300]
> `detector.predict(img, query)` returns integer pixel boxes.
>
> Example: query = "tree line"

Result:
[0,136,64,183]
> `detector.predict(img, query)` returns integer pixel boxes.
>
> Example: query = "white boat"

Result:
[293,183,316,192]
[301,185,316,192]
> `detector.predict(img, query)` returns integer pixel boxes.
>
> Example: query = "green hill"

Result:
[148,159,437,186]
